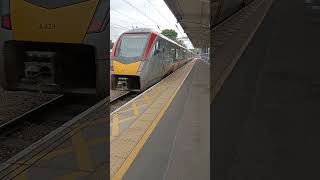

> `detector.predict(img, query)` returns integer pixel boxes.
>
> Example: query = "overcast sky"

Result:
[110,0,194,49]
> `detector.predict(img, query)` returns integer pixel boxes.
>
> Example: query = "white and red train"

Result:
[111,28,194,91]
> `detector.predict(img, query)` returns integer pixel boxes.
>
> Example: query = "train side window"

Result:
[155,41,160,50]
[151,44,156,56]
[176,49,179,59]
[171,48,176,61]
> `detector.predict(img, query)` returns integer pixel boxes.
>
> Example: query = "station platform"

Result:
[0,98,109,179]
[213,0,320,179]
[111,59,210,179]
[0,58,210,179]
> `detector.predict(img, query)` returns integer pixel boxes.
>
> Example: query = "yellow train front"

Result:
[111,28,193,92]
[0,0,109,98]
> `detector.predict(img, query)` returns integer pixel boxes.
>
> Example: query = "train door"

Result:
[173,45,178,71]
[147,40,158,83]
[163,41,172,74]
[152,40,163,81]
[176,47,180,68]
[156,39,165,78]
[171,46,177,69]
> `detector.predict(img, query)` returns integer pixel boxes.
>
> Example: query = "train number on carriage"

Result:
[39,23,56,30]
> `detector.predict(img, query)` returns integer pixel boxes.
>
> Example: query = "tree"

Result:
[161,29,178,41]
[110,40,114,49]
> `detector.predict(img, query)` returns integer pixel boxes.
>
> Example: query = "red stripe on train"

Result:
[111,35,121,59]
[143,33,157,61]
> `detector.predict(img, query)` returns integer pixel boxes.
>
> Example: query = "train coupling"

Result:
[117,77,129,90]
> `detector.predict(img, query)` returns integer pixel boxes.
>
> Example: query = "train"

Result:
[110,28,194,91]
[0,0,109,99]
[212,0,255,28]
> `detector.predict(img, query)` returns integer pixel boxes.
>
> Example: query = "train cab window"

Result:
[24,0,89,9]
[116,34,149,61]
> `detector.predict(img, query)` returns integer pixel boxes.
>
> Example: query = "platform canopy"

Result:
[164,0,210,48]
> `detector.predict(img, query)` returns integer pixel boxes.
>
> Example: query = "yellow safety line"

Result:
[131,102,139,116]
[55,171,89,180]
[38,136,107,161]
[118,116,137,125]
[111,114,140,130]
[35,115,132,162]
[116,103,147,114]
[143,94,151,104]
[10,165,27,180]
[122,95,153,105]
[112,60,196,180]
[71,128,94,171]
[112,113,119,136]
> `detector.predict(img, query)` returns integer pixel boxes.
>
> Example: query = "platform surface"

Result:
[212,0,320,179]
[0,58,210,180]
[111,59,210,180]
[0,98,109,179]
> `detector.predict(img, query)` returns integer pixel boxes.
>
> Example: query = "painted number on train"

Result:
[39,23,56,30]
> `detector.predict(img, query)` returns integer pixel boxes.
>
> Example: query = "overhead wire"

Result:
[112,9,147,26]
[111,23,131,29]
[144,0,191,47]
[110,15,136,25]
[120,0,161,30]
[111,0,192,48]
[145,0,184,36]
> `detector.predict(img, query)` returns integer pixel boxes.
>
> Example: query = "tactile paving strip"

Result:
[0,99,109,180]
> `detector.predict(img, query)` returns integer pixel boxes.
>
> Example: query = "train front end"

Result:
[111,31,157,91]
[0,0,109,99]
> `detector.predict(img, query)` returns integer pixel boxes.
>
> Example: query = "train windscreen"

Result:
[24,0,90,9]
[115,34,149,63]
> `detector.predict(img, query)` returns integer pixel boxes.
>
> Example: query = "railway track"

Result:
[110,90,131,102]
[0,93,98,162]
[110,90,139,113]
[0,94,64,130]
[0,89,138,161]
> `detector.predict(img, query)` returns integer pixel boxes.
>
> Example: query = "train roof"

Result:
[123,28,187,49]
